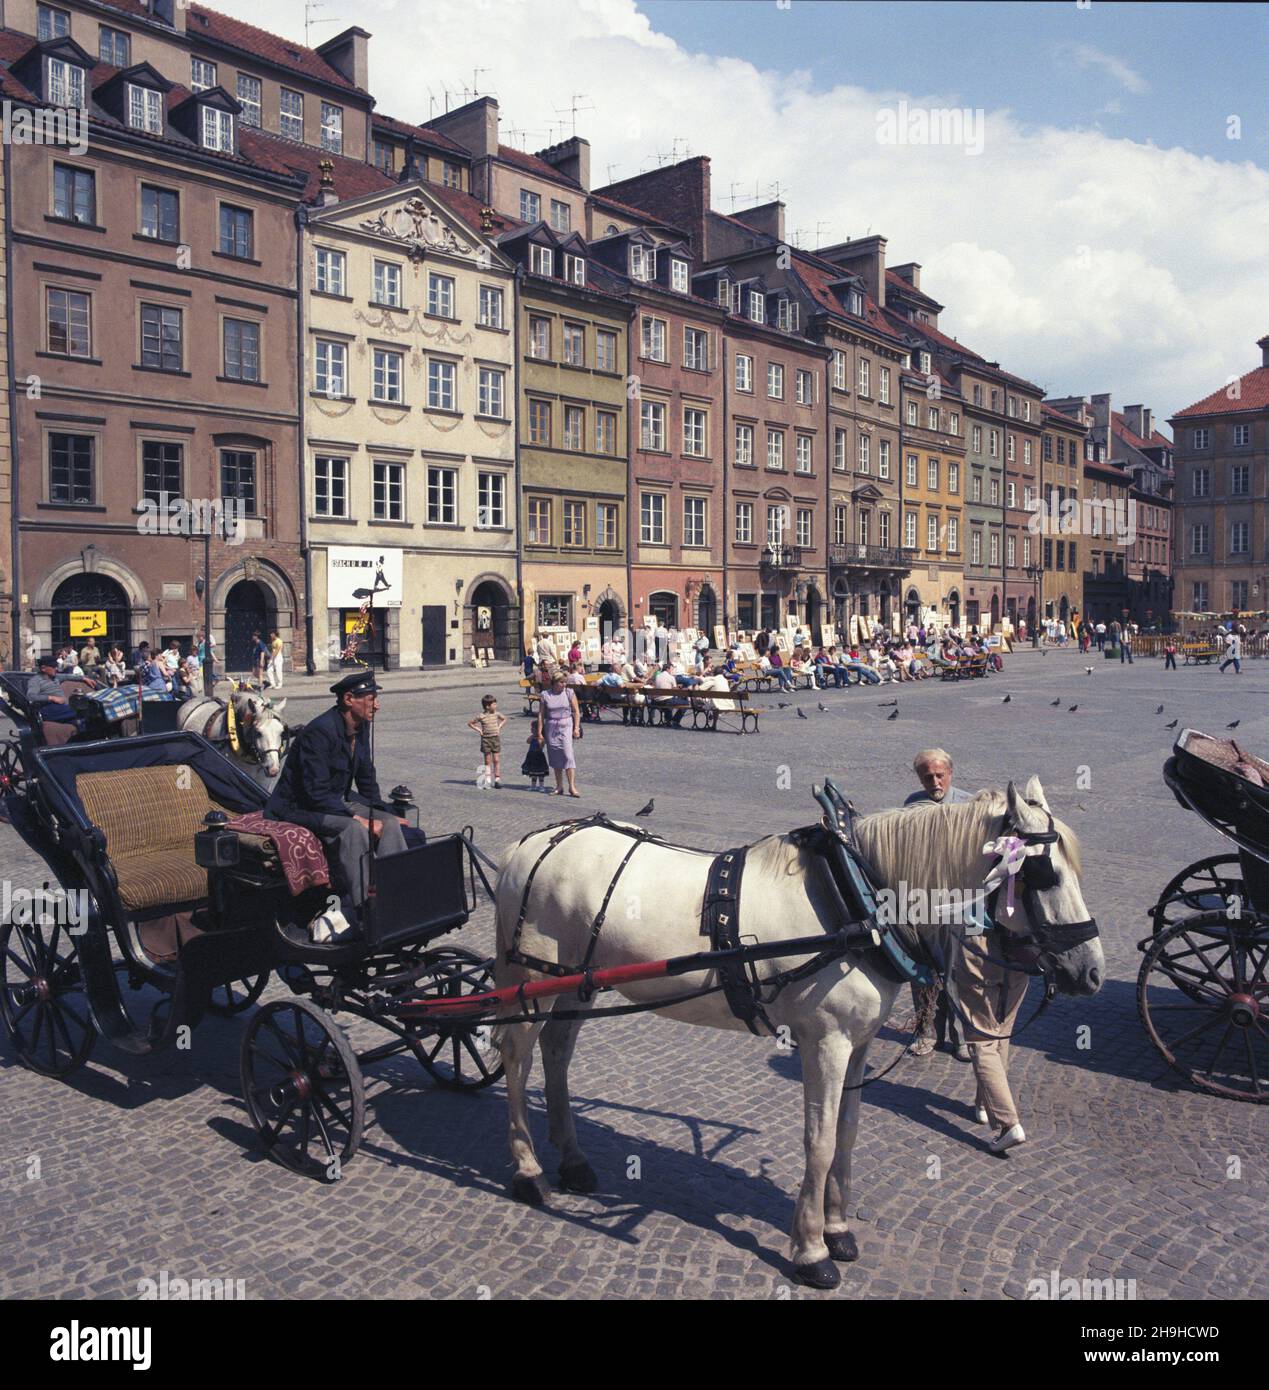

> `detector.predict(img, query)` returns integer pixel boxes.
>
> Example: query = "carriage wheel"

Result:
[207,973,270,1016]
[1137,911,1269,1103]
[1152,856,1244,932]
[407,947,504,1092]
[0,741,26,799]
[0,918,96,1077]
[240,997,365,1179]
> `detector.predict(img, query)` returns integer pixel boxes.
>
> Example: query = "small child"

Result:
[467,693,508,788]
[522,724,549,791]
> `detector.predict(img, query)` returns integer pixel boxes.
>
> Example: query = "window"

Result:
[477,367,505,418]
[672,259,689,293]
[592,502,616,550]
[797,508,812,548]
[373,260,402,308]
[1007,534,1016,568]
[991,390,1000,412]
[313,456,347,517]
[971,473,982,502]
[538,595,573,629]
[971,530,982,565]
[796,369,813,404]
[563,500,585,547]
[641,401,666,451]
[528,317,550,360]
[201,105,234,152]
[1232,464,1250,495]
[1043,435,1053,462]
[879,440,891,479]
[972,425,983,454]
[190,57,217,93]
[767,429,784,470]
[767,505,787,544]
[1231,521,1250,554]
[717,279,732,308]
[684,328,709,371]
[684,496,707,547]
[928,406,939,431]
[684,408,707,458]
[596,411,617,455]
[314,339,347,396]
[906,454,918,487]
[1192,581,1208,612]
[946,516,958,552]
[1193,467,1210,497]
[857,511,870,546]
[53,164,94,224]
[219,204,253,259]
[280,89,304,142]
[879,366,891,405]
[927,514,939,551]
[520,190,541,223]
[834,428,847,471]
[442,162,462,190]
[990,533,1000,567]
[427,359,456,410]
[858,435,870,473]
[735,502,753,544]
[140,303,182,371]
[777,299,799,332]
[833,351,847,390]
[427,273,455,318]
[833,505,848,546]
[527,498,551,544]
[1234,423,1251,447]
[223,318,260,382]
[426,466,457,524]
[548,198,570,234]
[1006,434,1016,462]
[529,244,553,276]
[477,472,506,529]
[848,289,863,316]
[735,423,754,466]
[631,244,656,281]
[46,287,90,357]
[1193,428,1210,449]
[1006,395,1017,418]
[1023,439,1033,466]
[596,330,617,373]
[748,290,765,323]
[1231,579,1249,610]
[528,400,551,445]
[140,185,179,241]
[906,401,918,427]
[641,316,666,361]
[372,461,404,522]
[989,430,1000,458]
[39,5,70,40]
[236,73,261,128]
[563,322,585,366]
[478,285,503,328]
[373,140,393,173]
[926,458,939,491]
[641,492,666,545]
[142,440,182,504]
[735,354,753,392]
[49,432,93,504]
[858,358,871,395]
[564,254,586,286]
[315,247,345,295]
[767,362,784,399]
[948,462,959,494]
[128,84,163,134]
[1055,540,1065,571]
[372,348,404,403]
[990,478,1000,505]
[904,511,917,548]
[797,435,813,473]
[949,412,959,435]
[972,384,983,406]
[1023,535,1031,567]
[1006,481,1016,508]
[563,406,584,451]
[320,102,343,154]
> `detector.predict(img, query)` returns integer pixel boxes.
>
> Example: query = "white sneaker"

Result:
[309,907,352,944]
[974,1104,989,1125]
[989,1122,1026,1153]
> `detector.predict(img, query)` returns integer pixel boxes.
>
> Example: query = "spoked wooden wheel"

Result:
[407,947,504,1092]
[1152,855,1244,932]
[1138,911,1269,1103]
[0,741,26,799]
[240,997,365,1179]
[1,918,96,1077]
[207,973,270,1016]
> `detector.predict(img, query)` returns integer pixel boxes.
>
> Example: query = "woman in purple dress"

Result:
[537,670,582,796]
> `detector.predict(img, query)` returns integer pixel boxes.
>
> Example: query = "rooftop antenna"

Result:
[727,180,741,211]
[426,86,440,121]
[505,123,524,149]
[606,163,619,182]
[472,67,490,98]
[815,219,830,246]
[553,93,596,139]
[768,179,785,200]
[304,0,341,48]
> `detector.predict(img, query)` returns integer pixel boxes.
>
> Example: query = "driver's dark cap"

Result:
[331,670,382,699]
[35,653,57,670]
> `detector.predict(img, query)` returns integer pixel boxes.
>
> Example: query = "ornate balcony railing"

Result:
[828,544,909,570]
[759,544,803,570]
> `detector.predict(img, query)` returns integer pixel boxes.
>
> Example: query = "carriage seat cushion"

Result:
[75,764,221,913]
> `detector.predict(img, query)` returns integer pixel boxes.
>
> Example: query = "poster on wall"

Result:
[821,624,837,648]
[714,625,727,650]
[327,547,403,608]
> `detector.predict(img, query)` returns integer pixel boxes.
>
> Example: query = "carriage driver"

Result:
[265,670,407,918]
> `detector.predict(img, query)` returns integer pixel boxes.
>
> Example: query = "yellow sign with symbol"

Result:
[70,610,106,637]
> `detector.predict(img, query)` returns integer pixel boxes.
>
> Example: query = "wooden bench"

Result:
[1182,644,1222,665]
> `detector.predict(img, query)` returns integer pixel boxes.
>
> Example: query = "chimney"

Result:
[151,0,186,32]
[1259,334,1269,368]
[536,137,590,193]
[595,157,711,258]
[814,234,888,307]
[1123,404,1145,439]
[735,199,784,244]
[317,27,371,92]
[429,95,499,161]
[890,261,921,289]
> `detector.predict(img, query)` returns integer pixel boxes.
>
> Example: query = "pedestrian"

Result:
[538,669,582,796]
[1164,637,1178,671]
[521,723,549,790]
[268,630,285,688]
[1095,621,1106,651]
[467,693,507,789]
[1120,624,1133,664]
[1220,630,1242,675]
[251,629,269,686]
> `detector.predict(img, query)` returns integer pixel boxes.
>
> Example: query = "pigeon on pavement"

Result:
[1050,698,1061,707]
[777,702,791,708]
[818,701,829,712]
[797,707,809,720]
[1085,667,1094,675]
[1001,694,1011,703]
[1156,705,1165,715]
[887,709,899,721]
[878,699,898,707]
[1165,719,1178,730]
[636,799,655,817]
[1228,720,1241,729]
[1068,705,1079,712]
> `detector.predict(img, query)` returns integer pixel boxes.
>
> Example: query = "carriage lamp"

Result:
[390,784,415,816]
[195,810,240,868]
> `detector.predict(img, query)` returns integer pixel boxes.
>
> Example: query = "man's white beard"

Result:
[928,786,947,802]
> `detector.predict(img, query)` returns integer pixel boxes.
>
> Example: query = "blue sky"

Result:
[640,1,1269,170]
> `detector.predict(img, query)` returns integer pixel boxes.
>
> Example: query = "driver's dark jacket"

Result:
[265,705,388,833]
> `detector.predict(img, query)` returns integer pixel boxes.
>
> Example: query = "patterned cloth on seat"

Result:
[225,812,330,894]
[80,686,175,724]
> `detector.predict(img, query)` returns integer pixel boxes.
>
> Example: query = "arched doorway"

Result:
[832,577,850,636]
[1026,596,1037,634]
[1006,597,1017,631]
[990,593,1000,631]
[224,580,272,672]
[470,579,514,662]
[948,589,961,629]
[696,584,718,642]
[905,587,921,625]
[648,591,678,629]
[805,585,823,645]
[52,574,130,654]
[1059,595,1070,624]
[598,598,621,645]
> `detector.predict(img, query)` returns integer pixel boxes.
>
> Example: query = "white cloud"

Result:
[1060,42,1150,95]
[223,0,1269,421]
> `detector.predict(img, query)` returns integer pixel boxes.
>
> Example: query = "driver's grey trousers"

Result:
[315,812,407,911]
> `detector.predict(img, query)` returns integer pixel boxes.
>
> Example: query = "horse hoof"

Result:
[510,1174,549,1207]
[557,1161,598,1194]
[825,1230,860,1263]
[793,1258,840,1289]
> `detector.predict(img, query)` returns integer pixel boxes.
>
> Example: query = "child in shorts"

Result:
[521,723,549,790]
[467,694,508,788]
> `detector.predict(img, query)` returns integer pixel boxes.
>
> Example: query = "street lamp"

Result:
[1024,563,1043,647]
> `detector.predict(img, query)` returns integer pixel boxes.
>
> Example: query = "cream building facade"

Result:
[302,180,519,668]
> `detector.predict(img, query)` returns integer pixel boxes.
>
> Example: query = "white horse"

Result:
[492,778,1103,1287]
[178,687,290,783]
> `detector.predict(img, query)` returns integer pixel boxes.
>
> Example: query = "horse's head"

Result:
[999,776,1104,997]
[233,691,288,778]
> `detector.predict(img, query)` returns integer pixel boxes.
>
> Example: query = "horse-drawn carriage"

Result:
[1138,729,1269,1102]
[0,729,504,1178]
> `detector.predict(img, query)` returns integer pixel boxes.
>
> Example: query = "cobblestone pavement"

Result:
[1,649,1265,1300]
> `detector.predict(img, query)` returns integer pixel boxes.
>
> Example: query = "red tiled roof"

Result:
[185,4,365,94]
[372,113,469,157]
[792,254,906,347]
[496,144,580,189]
[238,127,391,202]
[94,0,152,18]
[884,268,940,308]
[1172,368,1269,419]
[428,182,519,237]
[1110,410,1172,450]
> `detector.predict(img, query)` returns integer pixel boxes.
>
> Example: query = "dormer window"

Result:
[191,57,217,94]
[671,259,689,293]
[564,253,585,286]
[128,84,163,134]
[201,105,234,153]
[47,56,85,108]
[716,279,730,308]
[630,244,655,281]
[529,244,553,277]
[320,102,343,155]
[919,351,931,375]
[748,290,765,324]
[848,289,863,316]
[776,299,798,332]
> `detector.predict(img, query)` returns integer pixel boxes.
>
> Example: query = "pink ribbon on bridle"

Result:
[982,834,1044,918]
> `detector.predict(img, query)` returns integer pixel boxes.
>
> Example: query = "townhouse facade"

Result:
[1001,378,1044,633]
[1039,403,1089,628]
